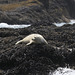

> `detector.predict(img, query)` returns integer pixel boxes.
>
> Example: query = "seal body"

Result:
[15,34,48,45]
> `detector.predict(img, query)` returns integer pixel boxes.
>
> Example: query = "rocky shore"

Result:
[0,0,75,75]
[0,24,75,75]
[0,0,75,24]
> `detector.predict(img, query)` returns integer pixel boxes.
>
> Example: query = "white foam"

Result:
[53,19,75,27]
[0,23,31,29]
[49,67,75,75]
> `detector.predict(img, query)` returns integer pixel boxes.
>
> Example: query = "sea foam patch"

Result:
[53,19,75,27]
[49,67,75,75]
[0,23,31,29]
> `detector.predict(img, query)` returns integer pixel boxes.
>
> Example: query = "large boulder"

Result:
[0,0,75,24]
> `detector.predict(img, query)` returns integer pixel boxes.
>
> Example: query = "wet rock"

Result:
[0,24,75,74]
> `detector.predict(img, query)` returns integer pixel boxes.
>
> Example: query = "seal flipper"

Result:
[15,40,23,45]
[26,40,33,46]
[32,37,35,40]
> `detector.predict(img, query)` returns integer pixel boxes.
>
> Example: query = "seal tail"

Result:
[15,40,23,45]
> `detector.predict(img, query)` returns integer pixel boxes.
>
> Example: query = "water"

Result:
[53,19,75,27]
[0,19,75,29]
[0,23,31,29]
[49,67,75,75]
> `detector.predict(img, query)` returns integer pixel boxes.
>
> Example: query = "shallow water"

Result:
[0,19,75,29]
[53,19,75,27]
[0,23,31,29]
[49,67,75,75]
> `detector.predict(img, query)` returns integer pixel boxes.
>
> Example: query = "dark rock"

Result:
[0,0,74,24]
[0,24,75,74]
[66,0,75,18]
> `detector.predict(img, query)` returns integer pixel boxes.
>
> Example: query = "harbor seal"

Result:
[15,34,48,45]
